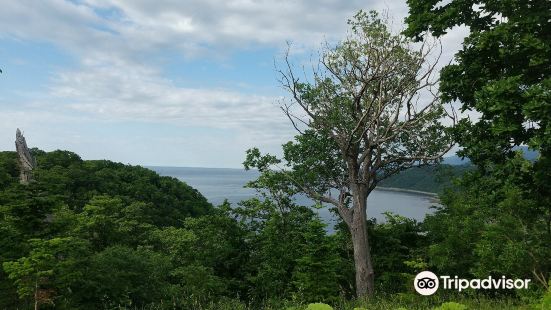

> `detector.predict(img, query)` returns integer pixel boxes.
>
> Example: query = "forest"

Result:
[0,147,545,309]
[1,0,551,309]
[0,149,437,309]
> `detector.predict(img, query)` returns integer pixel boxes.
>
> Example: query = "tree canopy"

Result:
[405,0,551,290]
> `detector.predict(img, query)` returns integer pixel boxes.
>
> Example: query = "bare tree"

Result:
[15,128,36,184]
[245,10,455,298]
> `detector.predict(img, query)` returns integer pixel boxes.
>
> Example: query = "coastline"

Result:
[374,186,439,198]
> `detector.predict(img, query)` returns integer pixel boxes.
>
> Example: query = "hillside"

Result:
[0,149,226,308]
[382,146,538,194]
[379,164,472,193]
[0,149,212,225]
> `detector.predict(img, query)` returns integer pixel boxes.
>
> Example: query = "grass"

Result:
[116,293,541,310]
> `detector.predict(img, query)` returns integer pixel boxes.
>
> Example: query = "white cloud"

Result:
[50,62,292,139]
[1,0,380,132]
[86,0,363,46]
[0,0,438,61]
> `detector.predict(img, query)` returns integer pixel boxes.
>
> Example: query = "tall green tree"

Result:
[291,218,342,303]
[2,237,89,310]
[233,177,344,303]
[245,10,453,297]
[405,0,550,165]
[81,245,171,309]
[405,0,551,288]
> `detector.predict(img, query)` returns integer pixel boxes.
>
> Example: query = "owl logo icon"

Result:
[414,271,439,295]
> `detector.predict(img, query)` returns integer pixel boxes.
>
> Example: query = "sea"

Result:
[149,166,438,228]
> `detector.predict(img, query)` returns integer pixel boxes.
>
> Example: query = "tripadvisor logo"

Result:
[414,271,439,295]
[414,271,531,296]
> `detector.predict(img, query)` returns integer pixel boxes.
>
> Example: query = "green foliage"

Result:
[0,148,356,308]
[3,237,90,308]
[433,302,467,310]
[0,151,18,187]
[424,154,551,287]
[82,245,171,308]
[540,284,551,309]
[151,213,247,301]
[405,1,551,159]
[380,164,472,193]
[0,149,233,308]
[292,219,342,302]
[305,303,333,310]
[234,196,344,303]
[369,213,428,293]
[405,0,551,292]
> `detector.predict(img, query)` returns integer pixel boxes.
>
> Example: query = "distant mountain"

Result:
[442,155,469,166]
[382,146,541,193]
[379,164,472,193]
[442,146,539,166]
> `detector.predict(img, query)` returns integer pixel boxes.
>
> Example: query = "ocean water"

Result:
[150,166,437,227]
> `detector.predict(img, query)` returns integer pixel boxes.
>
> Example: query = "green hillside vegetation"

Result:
[0,149,548,309]
[0,150,226,308]
[378,145,540,194]
[379,164,473,193]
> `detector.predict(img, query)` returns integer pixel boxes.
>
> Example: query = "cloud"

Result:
[0,0,470,70]
[0,0,441,62]
[1,0,369,63]
[83,0,365,48]
[1,0,382,129]
[50,62,293,140]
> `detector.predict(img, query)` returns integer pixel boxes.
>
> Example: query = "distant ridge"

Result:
[442,146,538,166]
[442,155,469,166]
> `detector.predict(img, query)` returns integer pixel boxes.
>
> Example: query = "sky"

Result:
[0,0,468,168]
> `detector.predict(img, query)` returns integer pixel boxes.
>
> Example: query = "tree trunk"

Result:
[349,189,375,298]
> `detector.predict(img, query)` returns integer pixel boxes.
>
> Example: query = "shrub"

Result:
[433,301,467,310]
[305,303,333,310]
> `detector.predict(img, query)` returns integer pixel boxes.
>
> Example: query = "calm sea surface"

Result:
[149,166,437,227]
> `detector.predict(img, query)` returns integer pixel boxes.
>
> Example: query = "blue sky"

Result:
[0,0,466,168]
